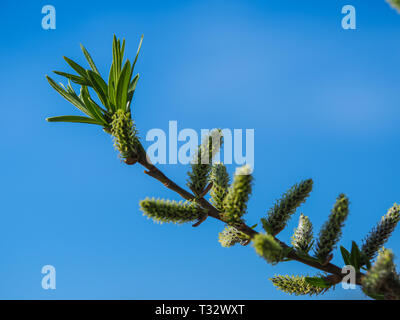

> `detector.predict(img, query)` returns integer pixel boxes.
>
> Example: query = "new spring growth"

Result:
[187,129,223,196]
[222,165,253,226]
[270,275,324,296]
[291,214,314,254]
[140,198,203,224]
[362,249,400,300]
[253,233,284,265]
[218,225,250,247]
[315,194,349,264]
[210,163,230,211]
[46,35,143,159]
[261,179,313,236]
[361,204,400,261]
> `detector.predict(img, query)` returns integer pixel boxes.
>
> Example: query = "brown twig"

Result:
[199,182,213,198]
[192,213,208,227]
[137,153,363,285]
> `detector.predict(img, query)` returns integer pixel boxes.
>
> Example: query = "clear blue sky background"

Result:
[0,0,399,299]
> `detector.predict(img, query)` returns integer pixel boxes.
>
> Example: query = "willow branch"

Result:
[137,154,363,285]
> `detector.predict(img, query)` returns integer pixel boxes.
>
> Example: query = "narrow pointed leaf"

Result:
[46,115,102,125]
[86,70,109,110]
[127,73,140,106]
[53,71,90,86]
[132,34,143,70]
[351,241,361,270]
[116,60,131,110]
[79,86,107,125]
[46,76,91,116]
[80,44,100,75]
[108,63,116,107]
[112,35,119,81]
[120,39,126,62]
[63,56,88,79]
[340,246,351,266]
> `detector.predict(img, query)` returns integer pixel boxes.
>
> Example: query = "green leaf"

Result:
[63,56,88,79]
[46,115,103,125]
[53,71,90,86]
[108,63,116,106]
[115,60,131,111]
[120,39,126,63]
[340,246,351,266]
[79,86,107,125]
[80,44,100,75]
[350,241,361,271]
[117,39,122,70]
[112,35,120,79]
[86,70,110,111]
[132,34,143,70]
[304,276,331,289]
[127,74,139,109]
[129,74,140,91]
[46,76,91,116]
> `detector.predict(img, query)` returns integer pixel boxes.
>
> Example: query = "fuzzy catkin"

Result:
[262,179,313,236]
[140,198,201,224]
[315,194,349,263]
[270,275,325,296]
[222,165,253,225]
[218,225,249,247]
[111,109,140,161]
[210,163,230,211]
[361,204,400,261]
[291,214,314,253]
[362,249,400,300]
[253,233,283,265]
[187,129,223,196]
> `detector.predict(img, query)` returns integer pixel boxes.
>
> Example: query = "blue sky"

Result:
[0,0,399,299]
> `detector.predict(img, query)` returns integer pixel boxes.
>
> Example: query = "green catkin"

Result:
[261,179,313,236]
[222,165,253,225]
[210,163,230,211]
[187,129,223,196]
[387,0,400,13]
[139,198,202,224]
[315,194,349,263]
[361,204,400,261]
[291,214,314,253]
[362,249,400,300]
[218,225,249,247]
[270,275,325,296]
[253,233,284,265]
[111,109,140,162]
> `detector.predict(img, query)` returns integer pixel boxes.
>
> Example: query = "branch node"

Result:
[125,156,138,165]
[192,213,209,227]
[321,254,334,266]
[198,182,213,198]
